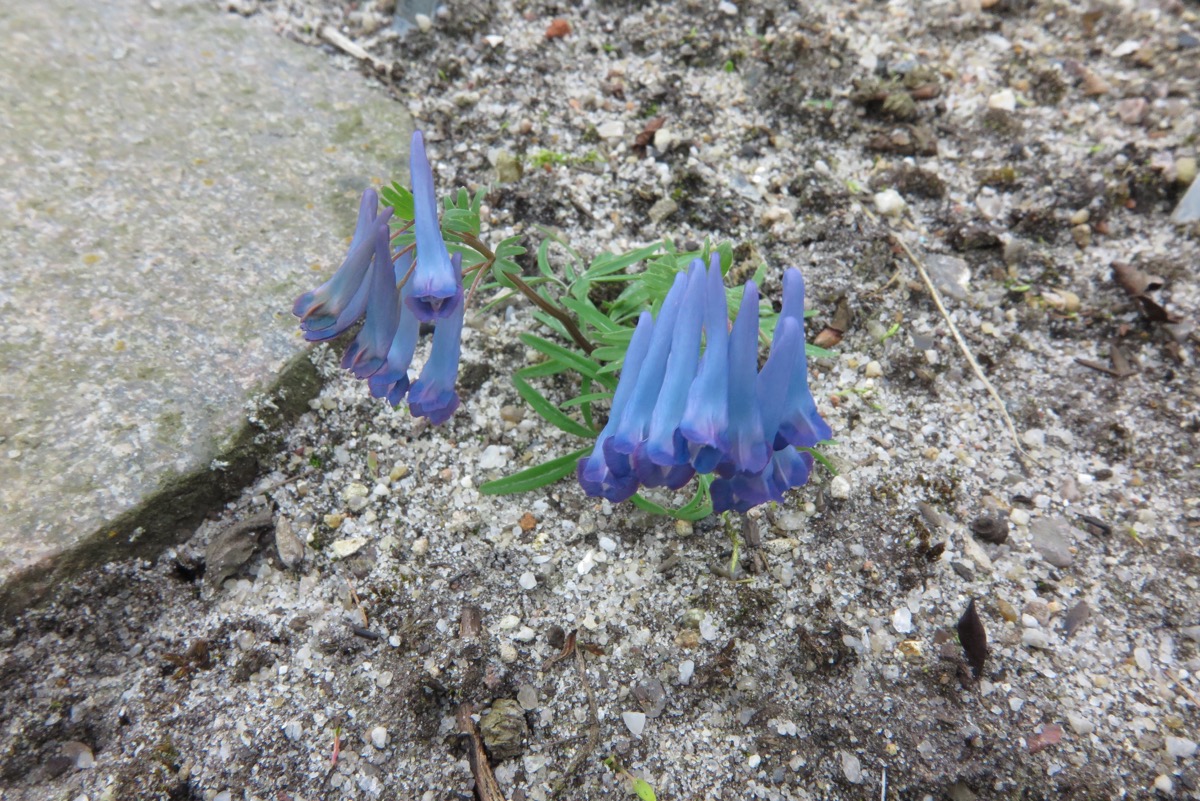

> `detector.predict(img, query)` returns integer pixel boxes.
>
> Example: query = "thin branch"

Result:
[456,232,595,354]
[891,235,1031,464]
[550,633,600,797]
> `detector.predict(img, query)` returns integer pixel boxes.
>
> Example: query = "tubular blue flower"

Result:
[340,219,404,380]
[366,249,421,406]
[605,271,688,462]
[678,254,730,473]
[293,190,387,341]
[406,130,462,322]
[719,281,770,476]
[407,252,465,424]
[756,316,801,447]
[577,311,656,502]
[642,258,706,468]
[773,268,833,450]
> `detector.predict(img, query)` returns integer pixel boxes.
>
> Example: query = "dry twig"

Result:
[549,631,600,797]
[456,704,507,801]
[891,235,1031,464]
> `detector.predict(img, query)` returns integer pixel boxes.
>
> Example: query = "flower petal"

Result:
[407,252,465,424]
[366,249,420,406]
[341,220,404,379]
[407,131,461,322]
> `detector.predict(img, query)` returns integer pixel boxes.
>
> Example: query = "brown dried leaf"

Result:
[633,116,666,154]
[956,599,987,679]
[1112,262,1164,297]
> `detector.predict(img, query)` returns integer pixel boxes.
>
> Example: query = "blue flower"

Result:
[407,252,465,424]
[577,260,831,513]
[365,248,421,406]
[340,219,405,380]
[678,254,730,473]
[773,268,832,449]
[293,190,391,341]
[406,131,462,322]
[577,310,657,502]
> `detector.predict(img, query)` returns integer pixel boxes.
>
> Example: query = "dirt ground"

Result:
[2,0,1199,798]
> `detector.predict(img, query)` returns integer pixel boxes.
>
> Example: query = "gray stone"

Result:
[0,0,412,613]
[648,197,679,224]
[1029,516,1076,568]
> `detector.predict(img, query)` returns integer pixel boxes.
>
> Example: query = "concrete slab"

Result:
[0,0,412,612]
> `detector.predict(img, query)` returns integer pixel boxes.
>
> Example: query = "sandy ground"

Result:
[2,0,1199,798]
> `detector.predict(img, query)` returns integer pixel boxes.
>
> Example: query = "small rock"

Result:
[596,120,624,140]
[414,13,432,32]
[1029,517,1075,568]
[1177,157,1198,187]
[480,699,528,760]
[1116,97,1149,125]
[761,206,793,227]
[653,127,676,151]
[494,152,523,184]
[648,197,679,224]
[925,254,971,301]
[1081,69,1110,96]
[1022,628,1050,649]
[282,720,303,741]
[369,726,388,749]
[479,445,509,469]
[829,475,850,500]
[1071,224,1091,249]
[622,711,647,737]
[678,660,695,684]
[717,0,738,14]
[873,189,906,217]
[512,626,536,643]
[498,642,518,663]
[330,538,367,559]
[970,514,1009,545]
[1068,208,1090,226]
[517,684,539,711]
[518,572,537,590]
[1172,172,1200,223]
[1166,736,1198,759]
[987,89,1016,111]
[411,536,429,557]
[274,516,305,569]
[632,679,667,718]
[892,607,914,634]
[1067,712,1094,735]
[1134,646,1153,672]
[1154,775,1174,794]
[840,750,863,784]
[975,189,1003,220]
[864,360,882,378]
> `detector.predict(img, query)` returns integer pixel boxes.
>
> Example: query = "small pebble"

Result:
[369,726,388,749]
[1165,736,1197,758]
[1154,775,1173,794]
[517,685,539,711]
[873,189,906,217]
[829,475,850,500]
[411,537,429,557]
[839,750,863,784]
[678,660,695,684]
[518,572,537,590]
[622,711,647,737]
[987,89,1016,111]
[892,607,914,634]
[864,360,882,378]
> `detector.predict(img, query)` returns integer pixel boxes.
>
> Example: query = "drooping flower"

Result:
[293,191,391,342]
[365,248,421,406]
[341,219,405,380]
[407,252,465,425]
[678,254,730,473]
[773,268,832,450]
[577,260,831,514]
[576,311,657,502]
[293,132,467,425]
[407,131,462,322]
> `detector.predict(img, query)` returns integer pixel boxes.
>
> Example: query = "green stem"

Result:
[456,231,596,355]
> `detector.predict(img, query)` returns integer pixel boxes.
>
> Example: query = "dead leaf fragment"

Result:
[545,18,570,38]
[1028,723,1064,753]
[1112,262,1164,297]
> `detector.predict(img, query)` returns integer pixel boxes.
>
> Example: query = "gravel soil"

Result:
[2,0,1199,799]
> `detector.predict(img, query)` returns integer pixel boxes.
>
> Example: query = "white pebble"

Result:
[678,660,695,685]
[622,711,646,737]
[829,475,850,500]
[598,536,617,552]
[411,537,429,557]
[747,753,761,768]
[1022,629,1050,649]
[1154,775,1173,794]
[1166,736,1197,758]
[283,720,303,741]
[518,572,537,590]
[330,538,367,558]
[1010,508,1031,527]
[718,0,738,14]
[596,120,624,139]
[370,726,388,749]
[1134,646,1153,672]
[1008,697,1024,712]
[892,607,913,634]
[512,626,537,643]
[497,614,520,631]
[864,360,882,378]
[699,614,720,641]
[478,445,508,470]
[414,13,432,32]
[840,751,863,784]
[1067,713,1094,735]
[987,89,1016,111]
[498,642,518,663]
[576,551,596,575]
[873,189,906,217]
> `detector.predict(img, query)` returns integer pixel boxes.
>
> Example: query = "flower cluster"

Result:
[576,256,831,513]
[292,131,465,424]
